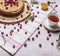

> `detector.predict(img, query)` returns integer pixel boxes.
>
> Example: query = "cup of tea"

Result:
[48,13,59,26]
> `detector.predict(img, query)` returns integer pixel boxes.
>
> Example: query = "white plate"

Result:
[44,19,60,32]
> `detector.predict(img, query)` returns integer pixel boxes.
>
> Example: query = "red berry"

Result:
[51,42,54,46]
[40,24,42,27]
[13,45,15,48]
[27,38,30,41]
[20,24,22,27]
[36,34,38,38]
[2,36,4,37]
[15,0,17,1]
[10,33,12,36]
[25,32,27,35]
[6,7,8,10]
[31,9,33,11]
[18,22,20,25]
[1,2,3,4]
[25,20,28,24]
[21,14,23,18]
[17,4,19,6]
[47,37,49,40]
[12,23,14,25]
[35,15,37,18]
[26,11,28,14]
[38,31,40,34]
[37,27,39,30]
[17,29,19,32]
[49,34,51,37]
[37,11,39,14]
[27,5,30,10]
[10,4,13,7]
[1,32,4,35]
[6,34,8,37]
[4,26,6,29]
[36,6,39,8]
[31,18,34,22]
[39,44,42,48]
[24,43,27,47]
[47,31,50,33]
[16,18,19,19]
[55,5,58,7]
[14,27,16,29]
[32,38,34,41]
[11,30,13,32]
[32,5,33,7]
[33,12,34,15]
[3,18,5,20]
[20,26,22,29]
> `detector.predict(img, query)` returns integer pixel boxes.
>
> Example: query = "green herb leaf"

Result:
[56,34,60,50]
[31,1,39,4]
[2,37,6,45]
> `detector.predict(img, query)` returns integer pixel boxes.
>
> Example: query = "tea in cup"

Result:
[48,13,59,26]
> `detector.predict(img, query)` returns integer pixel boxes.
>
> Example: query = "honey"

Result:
[41,3,48,11]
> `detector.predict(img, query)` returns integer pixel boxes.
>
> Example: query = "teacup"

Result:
[48,13,59,27]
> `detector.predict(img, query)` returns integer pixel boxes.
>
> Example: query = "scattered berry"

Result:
[47,37,49,40]
[14,27,16,29]
[20,26,22,29]
[47,1,51,5]
[27,38,30,41]
[36,6,39,8]
[49,34,51,37]
[4,26,6,29]
[47,31,50,33]
[25,32,27,35]
[25,20,28,24]
[17,29,19,32]
[55,5,58,7]
[32,5,33,7]
[35,15,37,18]
[6,34,8,37]
[51,42,54,46]
[40,24,42,27]
[36,34,38,38]
[37,27,40,30]
[13,45,15,48]
[32,37,34,41]
[6,7,8,10]
[37,11,39,14]
[31,18,34,22]
[0,2,3,4]
[31,9,33,11]
[38,31,40,34]
[24,43,27,47]
[1,32,4,35]
[39,44,42,48]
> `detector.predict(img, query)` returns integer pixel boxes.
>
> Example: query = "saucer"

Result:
[44,19,60,32]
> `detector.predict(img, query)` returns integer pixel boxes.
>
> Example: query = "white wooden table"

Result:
[0,0,60,56]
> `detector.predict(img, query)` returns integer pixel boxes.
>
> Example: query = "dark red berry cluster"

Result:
[4,0,19,7]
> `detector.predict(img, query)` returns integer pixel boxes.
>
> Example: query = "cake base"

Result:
[0,2,31,24]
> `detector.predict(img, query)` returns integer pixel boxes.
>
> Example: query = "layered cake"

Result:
[0,0,24,17]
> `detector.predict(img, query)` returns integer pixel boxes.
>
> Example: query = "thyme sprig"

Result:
[56,34,60,50]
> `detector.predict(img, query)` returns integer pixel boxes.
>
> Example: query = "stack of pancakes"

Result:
[0,0,24,16]
[0,0,31,23]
